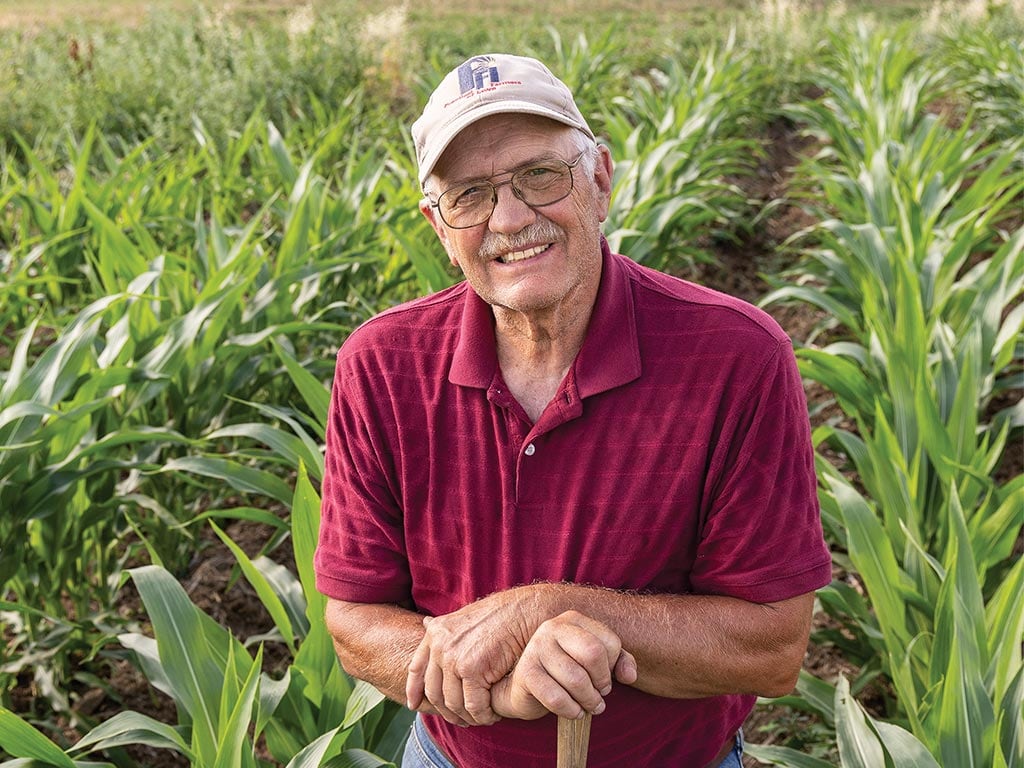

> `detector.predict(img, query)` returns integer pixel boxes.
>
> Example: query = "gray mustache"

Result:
[478,221,565,259]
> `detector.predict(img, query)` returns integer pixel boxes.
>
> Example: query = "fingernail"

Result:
[600,685,612,696]
[592,701,606,715]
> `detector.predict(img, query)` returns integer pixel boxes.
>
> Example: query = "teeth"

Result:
[501,244,548,264]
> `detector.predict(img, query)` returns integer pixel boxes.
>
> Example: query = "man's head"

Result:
[412,54,612,319]
[411,53,595,188]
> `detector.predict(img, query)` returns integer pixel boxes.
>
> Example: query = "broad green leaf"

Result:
[129,565,227,763]
[834,676,885,768]
[931,485,994,768]
[211,522,297,654]
[283,725,344,768]
[272,340,330,433]
[998,666,1023,768]
[71,711,191,759]
[985,556,1024,730]
[342,681,387,729]
[873,722,941,767]
[213,644,262,768]
[0,707,79,767]
[293,461,325,623]
[163,456,293,506]
[743,742,836,768]
[827,475,912,651]
[335,749,395,768]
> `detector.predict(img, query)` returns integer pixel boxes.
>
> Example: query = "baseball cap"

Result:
[411,53,594,187]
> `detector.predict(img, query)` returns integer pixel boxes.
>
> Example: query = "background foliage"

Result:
[1,0,1021,766]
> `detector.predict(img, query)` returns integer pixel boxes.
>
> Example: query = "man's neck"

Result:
[492,295,595,423]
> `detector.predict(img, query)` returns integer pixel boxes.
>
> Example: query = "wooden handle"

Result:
[556,713,592,768]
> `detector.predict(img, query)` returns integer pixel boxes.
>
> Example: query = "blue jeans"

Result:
[401,714,744,767]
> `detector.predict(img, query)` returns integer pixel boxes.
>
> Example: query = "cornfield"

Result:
[0,2,1021,766]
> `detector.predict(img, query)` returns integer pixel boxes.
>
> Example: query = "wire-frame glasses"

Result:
[429,150,587,229]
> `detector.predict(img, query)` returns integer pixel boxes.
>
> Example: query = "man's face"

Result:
[420,114,613,320]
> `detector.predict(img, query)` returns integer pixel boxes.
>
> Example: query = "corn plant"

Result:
[759,22,1023,767]
[602,31,765,271]
[747,674,942,768]
[0,465,412,767]
[0,109,415,723]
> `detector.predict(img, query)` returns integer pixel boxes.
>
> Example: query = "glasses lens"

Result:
[438,184,493,228]
[513,163,573,206]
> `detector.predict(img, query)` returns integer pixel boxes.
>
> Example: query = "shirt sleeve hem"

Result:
[315,572,411,605]
[695,557,833,604]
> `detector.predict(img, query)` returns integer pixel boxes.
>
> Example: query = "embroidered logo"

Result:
[458,56,500,94]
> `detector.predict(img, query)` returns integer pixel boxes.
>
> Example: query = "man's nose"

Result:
[488,181,535,234]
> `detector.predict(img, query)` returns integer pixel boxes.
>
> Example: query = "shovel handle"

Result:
[556,713,592,768]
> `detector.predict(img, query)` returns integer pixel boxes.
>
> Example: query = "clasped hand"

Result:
[405,590,637,727]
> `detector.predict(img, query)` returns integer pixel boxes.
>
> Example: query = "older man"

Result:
[314,53,832,767]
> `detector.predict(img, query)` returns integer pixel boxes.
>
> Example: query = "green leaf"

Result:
[128,565,232,764]
[292,462,325,625]
[272,340,330,434]
[873,722,941,767]
[342,681,387,729]
[0,707,78,767]
[213,644,262,768]
[163,456,293,505]
[283,726,344,768]
[930,484,994,768]
[743,742,836,768]
[211,522,297,654]
[834,676,885,768]
[71,711,191,759]
[334,749,396,768]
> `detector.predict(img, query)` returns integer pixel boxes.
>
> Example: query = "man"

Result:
[314,53,832,768]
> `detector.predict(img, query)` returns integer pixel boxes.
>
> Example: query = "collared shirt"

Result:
[315,240,832,767]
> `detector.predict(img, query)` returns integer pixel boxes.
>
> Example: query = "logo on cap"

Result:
[458,56,500,94]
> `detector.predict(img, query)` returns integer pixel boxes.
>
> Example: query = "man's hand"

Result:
[491,610,638,721]
[405,588,540,726]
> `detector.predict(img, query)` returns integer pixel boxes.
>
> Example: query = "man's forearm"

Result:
[522,584,815,699]
[324,599,425,705]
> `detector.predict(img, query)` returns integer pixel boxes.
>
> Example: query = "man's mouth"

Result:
[497,243,551,264]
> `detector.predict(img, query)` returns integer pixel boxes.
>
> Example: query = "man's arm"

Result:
[324,599,425,707]
[325,595,636,728]
[406,584,815,724]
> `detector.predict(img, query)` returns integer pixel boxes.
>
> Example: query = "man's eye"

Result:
[451,186,488,207]
[522,166,556,178]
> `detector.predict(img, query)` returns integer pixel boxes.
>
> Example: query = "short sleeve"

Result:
[314,348,412,605]
[690,339,832,602]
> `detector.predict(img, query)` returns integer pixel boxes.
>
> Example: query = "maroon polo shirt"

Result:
[315,241,832,767]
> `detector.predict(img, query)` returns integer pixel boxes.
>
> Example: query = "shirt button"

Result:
[524,443,536,456]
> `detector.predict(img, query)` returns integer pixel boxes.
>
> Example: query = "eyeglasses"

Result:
[429,150,587,229]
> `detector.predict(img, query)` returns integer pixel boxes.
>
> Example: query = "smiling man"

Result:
[314,53,832,768]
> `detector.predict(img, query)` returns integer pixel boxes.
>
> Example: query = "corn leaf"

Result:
[743,743,835,768]
[213,644,262,768]
[71,711,192,759]
[834,676,886,768]
[873,722,940,767]
[342,681,387,730]
[0,707,80,767]
[128,565,231,764]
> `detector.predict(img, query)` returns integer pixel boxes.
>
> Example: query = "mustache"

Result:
[478,220,565,259]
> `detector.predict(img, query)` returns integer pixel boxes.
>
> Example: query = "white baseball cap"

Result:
[411,53,594,187]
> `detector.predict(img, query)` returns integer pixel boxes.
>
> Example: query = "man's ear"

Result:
[419,198,452,259]
[593,144,614,223]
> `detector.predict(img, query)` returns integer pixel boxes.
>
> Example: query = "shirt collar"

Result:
[449,237,641,397]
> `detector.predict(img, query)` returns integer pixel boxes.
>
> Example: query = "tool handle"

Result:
[556,713,593,768]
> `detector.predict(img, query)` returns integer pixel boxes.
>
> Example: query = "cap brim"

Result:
[418,101,592,187]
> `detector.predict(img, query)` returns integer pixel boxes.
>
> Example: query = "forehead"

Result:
[432,113,577,184]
